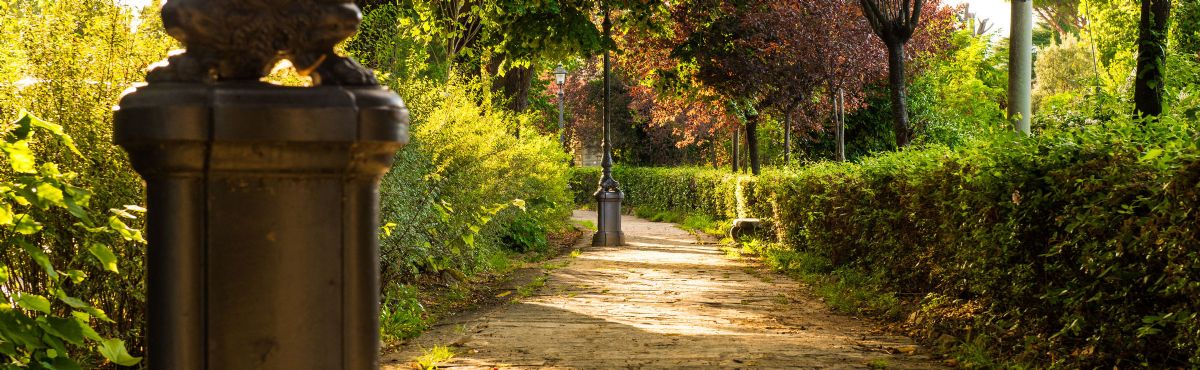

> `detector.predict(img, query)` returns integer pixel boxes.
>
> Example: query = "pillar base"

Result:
[593,189,625,247]
[592,231,625,247]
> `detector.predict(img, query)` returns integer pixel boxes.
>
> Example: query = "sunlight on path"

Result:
[383,210,943,369]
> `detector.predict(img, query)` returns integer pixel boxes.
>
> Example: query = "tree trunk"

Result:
[836,89,846,162]
[783,113,791,164]
[732,129,740,173]
[497,65,534,113]
[885,42,911,147]
[1134,0,1171,118]
[746,115,760,175]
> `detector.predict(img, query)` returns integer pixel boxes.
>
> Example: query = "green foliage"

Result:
[1,112,142,368]
[909,27,1008,148]
[569,166,767,220]
[368,70,572,344]
[1,0,176,356]
[587,114,1200,367]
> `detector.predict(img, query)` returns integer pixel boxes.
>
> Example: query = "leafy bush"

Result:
[581,116,1200,367]
[1,0,175,358]
[375,74,572,293]
[1,113,143,368]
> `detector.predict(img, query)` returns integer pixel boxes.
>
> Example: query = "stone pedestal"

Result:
[114,82,408,370]
[592,190,625,246]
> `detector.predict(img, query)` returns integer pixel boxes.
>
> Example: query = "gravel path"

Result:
[383,210,943,369]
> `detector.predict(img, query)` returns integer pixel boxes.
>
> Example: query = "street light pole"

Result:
[593,1,625,247]
[553,64,568,156]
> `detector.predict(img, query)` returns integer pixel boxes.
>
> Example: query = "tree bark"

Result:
[746,115,761,175]
[1134,0,1172,118]
[885,42,911,147]
[783,112,791,164]
[497,65,534,113]
[732,128,740,173]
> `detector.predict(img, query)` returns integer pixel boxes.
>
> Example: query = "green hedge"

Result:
[569,166,766,220]
[571,118,1200,367]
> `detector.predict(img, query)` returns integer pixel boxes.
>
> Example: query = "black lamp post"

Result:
[553,63,568,152]
[593,2,625,247]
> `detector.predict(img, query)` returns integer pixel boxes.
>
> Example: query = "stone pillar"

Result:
[113,1,408,369]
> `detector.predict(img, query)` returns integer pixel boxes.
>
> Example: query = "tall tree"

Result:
[859,0,926,147]
[1134,0,1172,118]
[1033,0,1086,40]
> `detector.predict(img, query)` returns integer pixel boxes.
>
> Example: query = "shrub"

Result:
[1,113,143,368]
[376,75,572,289]
[0,0,176,357]
[580,116,1200,367]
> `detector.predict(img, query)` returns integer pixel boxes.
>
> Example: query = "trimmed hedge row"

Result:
[569,119,1200,367]
[569,166,767,220]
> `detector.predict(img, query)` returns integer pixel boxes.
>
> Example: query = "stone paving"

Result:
[383,210,943,369]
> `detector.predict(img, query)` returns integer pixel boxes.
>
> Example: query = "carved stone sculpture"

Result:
[146,0,377,85]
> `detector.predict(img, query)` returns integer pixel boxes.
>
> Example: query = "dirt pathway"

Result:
[383,210,943,369]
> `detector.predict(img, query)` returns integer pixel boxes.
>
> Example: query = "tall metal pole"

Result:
[114,2,407,368]
[1009,0,1033,134]
[593,1,625,247]
[558,86,566,151]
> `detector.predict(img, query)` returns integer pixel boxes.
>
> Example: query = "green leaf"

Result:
[108,216,144,243]
[0,264,8,284]
[61,270,87,284]
[45,356,83,370]
[0,203,13,225]
[64,297,112,323]
[0,308,43,348]
[72,312,105,339]
[97,339,142,366]
[88,244,119,273]
[18,239,56,279]
[41,316,86,345]
[1141,148,1164,161]
[16,293,52,314]
[23,112,80,156]
[34,183,64,206]
[14,214,43,235]
[3,140,37,173]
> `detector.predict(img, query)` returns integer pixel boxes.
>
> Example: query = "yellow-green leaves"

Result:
[97,338,142,366]
[2,140,36,173]
[16,293,51,314]
[1,112,145,366]
[89,244,119,273]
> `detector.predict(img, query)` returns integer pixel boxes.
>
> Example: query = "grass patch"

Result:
[541,259,571,271]
[573,219,597,231]
[380,284,428,342]
[412,345,455,369]
[737,239,903,320]
[517,276,548,298]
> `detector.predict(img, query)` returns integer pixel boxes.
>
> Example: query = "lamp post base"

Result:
[593,189,625,246]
